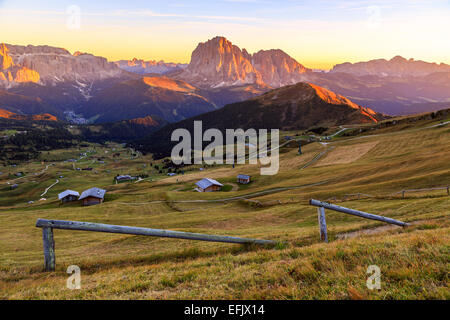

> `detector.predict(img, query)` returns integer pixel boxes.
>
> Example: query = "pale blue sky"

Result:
[1,0,449,69]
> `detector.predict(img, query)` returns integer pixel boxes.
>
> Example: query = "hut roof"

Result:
[79,187,106,200]
[58,190,80,200]
[195,178,223,189]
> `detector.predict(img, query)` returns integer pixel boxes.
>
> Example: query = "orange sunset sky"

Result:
[1,0,449,70]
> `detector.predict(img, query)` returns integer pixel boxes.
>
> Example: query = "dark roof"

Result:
[116,175,133,180]
[58,190,80,200]
[79,187,106,200]
[237,174,251,180]
[195,178,223,189]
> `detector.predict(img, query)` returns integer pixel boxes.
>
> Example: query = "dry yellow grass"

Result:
[314,141,379,167]
[0,117,449,299]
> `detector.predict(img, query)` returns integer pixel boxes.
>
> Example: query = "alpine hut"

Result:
[237,174,251,184]
[79,187,106,206]
[195,178,223,192]
[58,190,80,203]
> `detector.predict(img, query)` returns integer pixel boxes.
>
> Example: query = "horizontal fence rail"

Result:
[392,186,450,198]
[310,199,408,227]
[36,219,276,271]
[309,199,409,242]
[325,185,449,202]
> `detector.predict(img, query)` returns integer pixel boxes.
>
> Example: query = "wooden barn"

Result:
[195,178,223,192]
[79,187,106,206]
[58,190,80,203]
[237,174,251,184]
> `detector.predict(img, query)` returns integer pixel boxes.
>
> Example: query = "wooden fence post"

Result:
[402,190,405,198]
[42,227,55,271]
[317,207,328,243]
[447,186,449,196]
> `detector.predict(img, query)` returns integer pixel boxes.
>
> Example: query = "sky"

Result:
[1,0,449,70]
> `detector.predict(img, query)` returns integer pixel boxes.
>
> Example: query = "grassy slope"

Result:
[0,118,449,299]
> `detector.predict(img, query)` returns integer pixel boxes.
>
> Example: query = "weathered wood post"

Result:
[447,186,449,196]
[42,227,55,271]
[317,207,328,243]
[402,190,406,198]
[310,199,409,227]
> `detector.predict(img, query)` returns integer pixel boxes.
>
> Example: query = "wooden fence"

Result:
[393,186,450,198]
[325,185,450,202]
[309,199,409,243]
[36,218,276,271]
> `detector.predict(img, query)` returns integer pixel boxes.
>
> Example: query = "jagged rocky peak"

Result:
[0,43,40,86]
[177,36,311,88]
[178,36,262,88]
[252,49,310,87]
[0,43,15,69]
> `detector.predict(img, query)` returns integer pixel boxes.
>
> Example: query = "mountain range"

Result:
[133,82,384,158]
[1,36,449,125]
[114,58,187,75]
[331,55,450,77]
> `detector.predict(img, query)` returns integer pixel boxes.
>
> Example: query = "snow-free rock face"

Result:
[252,49,310,87]
[176,37,311,89]
[0,107,57,121]
[0,43,123,88]
[114,58,187,74]
[177,37,263,88]
[331,56,450,77]
[0,43,40,86]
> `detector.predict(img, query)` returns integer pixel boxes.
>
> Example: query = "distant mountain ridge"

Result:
[0,43,123,88]
[331,55,450,77]
[114,58,187,75]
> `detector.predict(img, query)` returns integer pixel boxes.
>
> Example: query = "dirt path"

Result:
[6,164,49,185]
[40,179,59,197]
[299,146,335,170]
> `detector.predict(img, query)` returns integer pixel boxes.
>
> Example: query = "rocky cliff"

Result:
[0,43,123,88]
[176,36,310,89]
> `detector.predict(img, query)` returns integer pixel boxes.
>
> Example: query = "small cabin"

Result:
[58,190,80,203]
[237,174,251,184]
[115,174,133,182]
[79,187,106,206]
[195,178,223,192]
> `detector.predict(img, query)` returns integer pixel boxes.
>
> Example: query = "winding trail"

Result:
[5,164,49,185]
[40,179,59,197]
[299,146,335,170]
